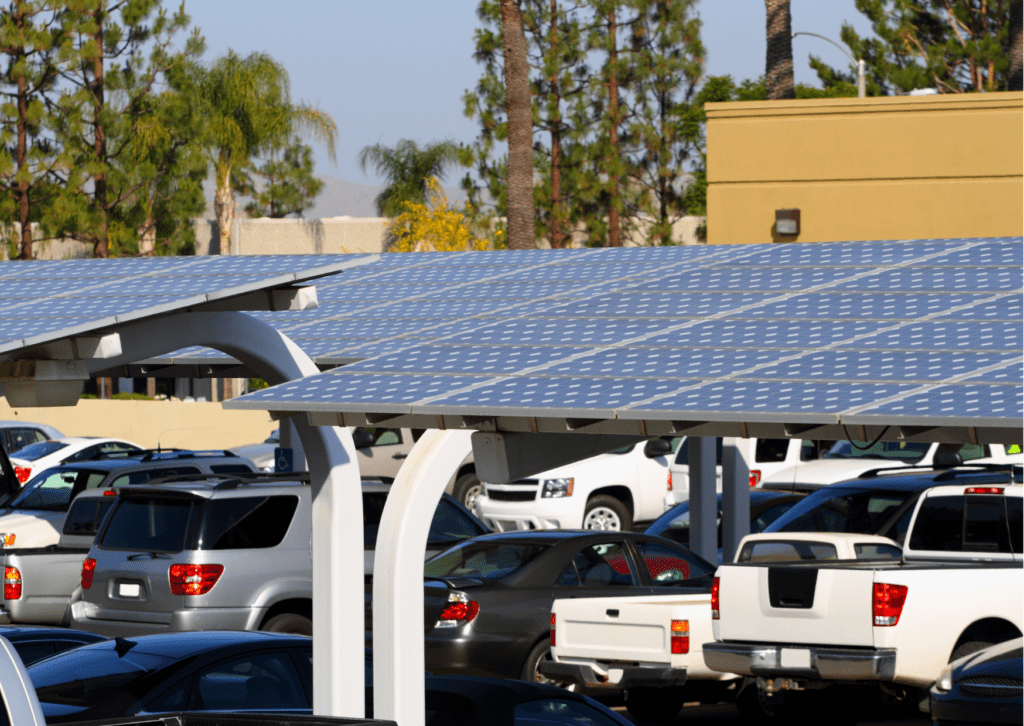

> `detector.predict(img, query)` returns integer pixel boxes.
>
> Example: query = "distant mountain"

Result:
[203,175,467,219]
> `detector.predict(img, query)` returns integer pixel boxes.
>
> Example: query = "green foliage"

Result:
[238,136,324,218]
[112,391,153,400]
[358,138,460,218]
[247,378,269,391]
[812,0,1015,94]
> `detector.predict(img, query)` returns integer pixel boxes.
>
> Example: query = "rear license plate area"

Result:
[780,648,811,669]
[117,582,141,598]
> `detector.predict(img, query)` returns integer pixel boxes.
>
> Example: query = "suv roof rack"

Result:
[96,448,183,459]
[138,471,311,489]
[858,462,1019,479]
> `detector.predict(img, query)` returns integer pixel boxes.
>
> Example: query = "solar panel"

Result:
[217,237,1022,436]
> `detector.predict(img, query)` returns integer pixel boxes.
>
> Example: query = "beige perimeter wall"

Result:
[705,91,1023,244]
[0,399,277,450]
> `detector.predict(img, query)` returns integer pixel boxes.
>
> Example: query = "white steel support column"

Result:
[373,429,475,726]
[688,436,718,563]
[721,438,751,565]
[77,312,364,718]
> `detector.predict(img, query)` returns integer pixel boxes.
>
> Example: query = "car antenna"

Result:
[114,637,137,658]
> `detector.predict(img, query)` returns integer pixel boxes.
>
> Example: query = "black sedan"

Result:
[0,625,106,665]
[419,530,715,684]
[931,637,1023,725]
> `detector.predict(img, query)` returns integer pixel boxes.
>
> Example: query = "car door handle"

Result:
[393,454,407,460]
[606,609,619,617]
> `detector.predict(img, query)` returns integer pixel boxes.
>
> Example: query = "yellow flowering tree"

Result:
[388,177,494,252]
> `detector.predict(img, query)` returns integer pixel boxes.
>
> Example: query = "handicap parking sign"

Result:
[275,447,293,473]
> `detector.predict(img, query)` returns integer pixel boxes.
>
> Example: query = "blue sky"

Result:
[179,1,875,184]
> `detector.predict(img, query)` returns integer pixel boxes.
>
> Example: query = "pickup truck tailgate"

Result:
[717,564,877,647]
[557,594,710,663]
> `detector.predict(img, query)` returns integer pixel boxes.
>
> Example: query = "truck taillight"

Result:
[550,613,556,647]
[873,583,908,626]
[667,471,673,491]
[13,467,30,484]
[4,567,21,600]
[748,470,761,488]
[965,487,1004,494]
[711,576,720,619]
[0,534,14,547]
[436,592,479,627]
[671,619,689,654]
[169,564,224,596]
[80,558,96,590]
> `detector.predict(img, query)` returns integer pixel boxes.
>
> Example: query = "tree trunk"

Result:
[607,7,621,247]
[501,0,535,250]
[214,155,234,255]
[16,52,31,260]
[765,0,795,100]
[548,0,566,249]
[91,11,108,257]
[1010,0,1023,91]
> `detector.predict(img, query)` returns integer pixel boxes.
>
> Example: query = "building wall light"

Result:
[775,208,800,236]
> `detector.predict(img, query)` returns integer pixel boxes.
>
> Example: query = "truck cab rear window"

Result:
[909,495,1023,553]
[63,498,116,536]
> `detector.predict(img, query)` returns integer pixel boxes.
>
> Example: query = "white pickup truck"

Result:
[705,478,1023,719]
[540,532,902,724]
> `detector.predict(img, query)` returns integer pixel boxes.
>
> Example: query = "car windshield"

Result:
[9,468,106,511]
[30,646,180,708]
[770,487,917,537]
[823,440,930,462]
[10,441,67,461]
[363,492,485,549]
[513,698,624,725]
[425,541,548,581]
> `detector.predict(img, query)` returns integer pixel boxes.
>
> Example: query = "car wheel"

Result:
[582,495,631,531]
[520,640,577,691]
[262,613,312,636]
[453,472,483,512]
[624,686,686,724]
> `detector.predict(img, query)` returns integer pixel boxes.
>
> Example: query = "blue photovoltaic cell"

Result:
[285,318,440,340]
[961,361,1024,384]
[841,322,1022,351]
[642,320,881,349]
[342,345,581,375]
[440,318,670,346]
[318,339,434,360]
[425,376,690,412]
[852,385,1022,420]
[236,372,491,408]
[545,293,770,318]
[834,268,1020,293]
[735,293,988,320]
[934,294,1021,320]
[97,275,271,297]
[544,348,785,379]
[350,300,515,319]
[6,295,185,318]
[659,267,853,292]
[740,351,1020,382]
[728,240,966,268]
[626,380,917,415]
[924,240,1023,267]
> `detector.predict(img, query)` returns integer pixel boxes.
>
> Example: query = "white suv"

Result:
[475,438,677,532]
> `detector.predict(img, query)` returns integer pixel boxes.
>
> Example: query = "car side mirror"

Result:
[933,451,963,469]
[644,438,673,458]
[352,430,375,449]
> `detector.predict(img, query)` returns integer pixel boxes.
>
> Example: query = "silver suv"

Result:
[70,474,489,638]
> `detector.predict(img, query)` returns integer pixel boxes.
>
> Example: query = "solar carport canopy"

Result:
[222,237,1023,446]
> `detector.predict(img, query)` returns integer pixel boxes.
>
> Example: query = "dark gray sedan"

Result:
[419,530,715,685]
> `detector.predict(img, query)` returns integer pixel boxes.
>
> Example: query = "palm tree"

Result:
[501,0,536,249]
[765,0,795,100]
[357,139,459,217]
[194,50,337,255]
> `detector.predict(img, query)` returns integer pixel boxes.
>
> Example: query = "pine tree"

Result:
[239,137,324,219]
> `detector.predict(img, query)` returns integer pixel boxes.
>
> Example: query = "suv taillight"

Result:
[711,576,720,619]
[81,558,96,589]
[13,467,30,484]
[169,564,224,596]
[748,470,761,487]
[667,471,673,491]
[550,613,556,647]
[671,620,689,654]
[873,583,908,626]
[436,592,479,628]
[4,567,21,600]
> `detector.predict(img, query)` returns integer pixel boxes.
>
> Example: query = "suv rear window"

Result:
[198,496,298,550]
[100,497,194,553]
[909,495,1022,554]
[11,441,66,461]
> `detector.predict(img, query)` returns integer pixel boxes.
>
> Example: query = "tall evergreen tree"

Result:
[813,0,1017,94]
[0,0,69,259]
[239,136,323,219]
[501,0,536,250]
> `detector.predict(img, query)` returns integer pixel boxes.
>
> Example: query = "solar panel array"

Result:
[217,237,1022,431]
[0,255,376,356]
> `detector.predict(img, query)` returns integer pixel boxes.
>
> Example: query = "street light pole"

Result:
[792,31,865,99]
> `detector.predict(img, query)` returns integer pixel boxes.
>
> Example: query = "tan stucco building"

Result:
[705,91,1023,244]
